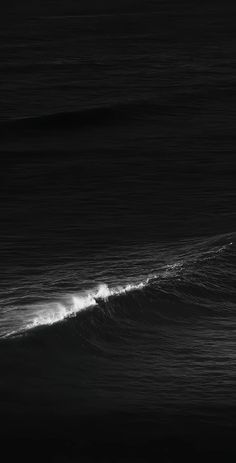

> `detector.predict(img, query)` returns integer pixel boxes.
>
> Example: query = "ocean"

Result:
[0,3,236,461]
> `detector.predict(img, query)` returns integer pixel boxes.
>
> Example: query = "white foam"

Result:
[26,280,152,332]
[28,302,71,328]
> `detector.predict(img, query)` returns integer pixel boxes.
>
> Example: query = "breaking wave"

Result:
[19,279,153,335]
[2,235,234,340]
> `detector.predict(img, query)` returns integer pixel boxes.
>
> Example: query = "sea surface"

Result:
[0,3,236,461]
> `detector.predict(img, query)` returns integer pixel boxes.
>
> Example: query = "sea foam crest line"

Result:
[26,279,151,331]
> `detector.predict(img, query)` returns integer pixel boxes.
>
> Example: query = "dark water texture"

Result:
[0,3,236,461]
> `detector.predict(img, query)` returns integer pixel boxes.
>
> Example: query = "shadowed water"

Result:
[0,3,236,461]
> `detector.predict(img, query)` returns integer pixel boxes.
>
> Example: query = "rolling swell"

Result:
[1,83,235,140]
[0,99,157,138]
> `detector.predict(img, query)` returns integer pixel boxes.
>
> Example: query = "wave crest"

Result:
[25,281,150,333]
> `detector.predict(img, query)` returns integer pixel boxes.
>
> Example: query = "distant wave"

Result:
[2,235,234,340]
[1,83,234,139]
[0,100,159,138]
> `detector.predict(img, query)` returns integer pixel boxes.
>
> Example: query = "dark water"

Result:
[1,3,236,461]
